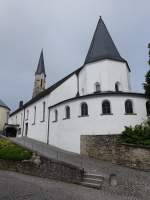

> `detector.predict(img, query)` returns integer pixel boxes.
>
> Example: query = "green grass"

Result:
[0,139,32,161]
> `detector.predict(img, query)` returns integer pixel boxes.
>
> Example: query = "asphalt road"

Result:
[0,170,149,200]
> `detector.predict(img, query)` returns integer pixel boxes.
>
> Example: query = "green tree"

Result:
[144,43,150,99]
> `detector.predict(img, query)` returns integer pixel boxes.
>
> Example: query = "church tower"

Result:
[32,50,46,98]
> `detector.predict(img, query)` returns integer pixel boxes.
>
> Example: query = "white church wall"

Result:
[79,67,87,95]
[8,115,15,124]
[23,96,49,143]
[79,60,131,95]
[49,74,78,106]
[9,67,78,139]
[49,95,147,153]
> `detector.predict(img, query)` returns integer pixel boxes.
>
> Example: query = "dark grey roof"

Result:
[35,50,46,76]
[85,17,130,71]
[0,99,10,110]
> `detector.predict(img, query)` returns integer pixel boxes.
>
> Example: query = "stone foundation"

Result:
[0,155,84,184]
[81,135,150,171]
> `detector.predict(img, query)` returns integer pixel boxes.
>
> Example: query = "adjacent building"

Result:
[0,99,10,131]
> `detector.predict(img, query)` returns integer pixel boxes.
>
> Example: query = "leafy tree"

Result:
[144,43,150,98]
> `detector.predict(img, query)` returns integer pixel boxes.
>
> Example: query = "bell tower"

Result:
[32,50,46,98]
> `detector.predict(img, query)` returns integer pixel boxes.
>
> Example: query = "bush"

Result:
[0,139,32,161]
[120,120,150,146]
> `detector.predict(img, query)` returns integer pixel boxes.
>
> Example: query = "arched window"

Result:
[95,82,101,93]
[115,82,121,92]
[81,103,88,116]
[54,109,58,122]
[125,100,133,114]
[146,101,150,116]
[65,106,70,119]
[102,100,111,114]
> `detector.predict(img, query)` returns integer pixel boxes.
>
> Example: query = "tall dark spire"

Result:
[35,50,46,76]
[85,17,126,65]
[33,50,46,98]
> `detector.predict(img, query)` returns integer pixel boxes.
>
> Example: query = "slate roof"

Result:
[35,50,46,76]
[0,99,10,110]
[84,17,130,71]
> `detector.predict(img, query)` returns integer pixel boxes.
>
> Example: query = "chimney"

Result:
[19,101,23,109]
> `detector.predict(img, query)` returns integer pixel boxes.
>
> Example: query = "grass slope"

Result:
[0,139,32,161]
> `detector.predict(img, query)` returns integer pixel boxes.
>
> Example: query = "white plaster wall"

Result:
[49,74,77,106]
[8,109,24,136]
[49,95,147,153]
[8,73,77,141]
[79,67,87,95]
[79,60,130,94]
[9,96,49,141]
[9,93,147,153]
[22,74,78,142]
[23,96,49,143]
[0,107,9,131]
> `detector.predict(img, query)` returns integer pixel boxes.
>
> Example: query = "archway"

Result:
[4,125,18,137]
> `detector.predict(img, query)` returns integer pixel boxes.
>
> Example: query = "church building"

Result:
[9,17,149,153]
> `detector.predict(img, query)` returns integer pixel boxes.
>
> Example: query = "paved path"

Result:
[7,137,150,199]
[0,170,149,200]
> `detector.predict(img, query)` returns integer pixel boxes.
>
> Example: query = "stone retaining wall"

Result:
[81,135,150,171]
[0,156,84,184]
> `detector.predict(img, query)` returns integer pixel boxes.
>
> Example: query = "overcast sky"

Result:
[0,0,149,110]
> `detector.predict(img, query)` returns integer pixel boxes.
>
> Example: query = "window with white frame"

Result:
[102,100,111,114]
[125,100,133,114]
[81,102,88,116]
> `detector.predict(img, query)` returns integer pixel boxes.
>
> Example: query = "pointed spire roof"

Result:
[85,17,127,66]
[35,50,46,76]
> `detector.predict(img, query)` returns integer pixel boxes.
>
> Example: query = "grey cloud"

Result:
[0,0,149,110]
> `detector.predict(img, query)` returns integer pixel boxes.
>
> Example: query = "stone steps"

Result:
[80,173,104,189]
